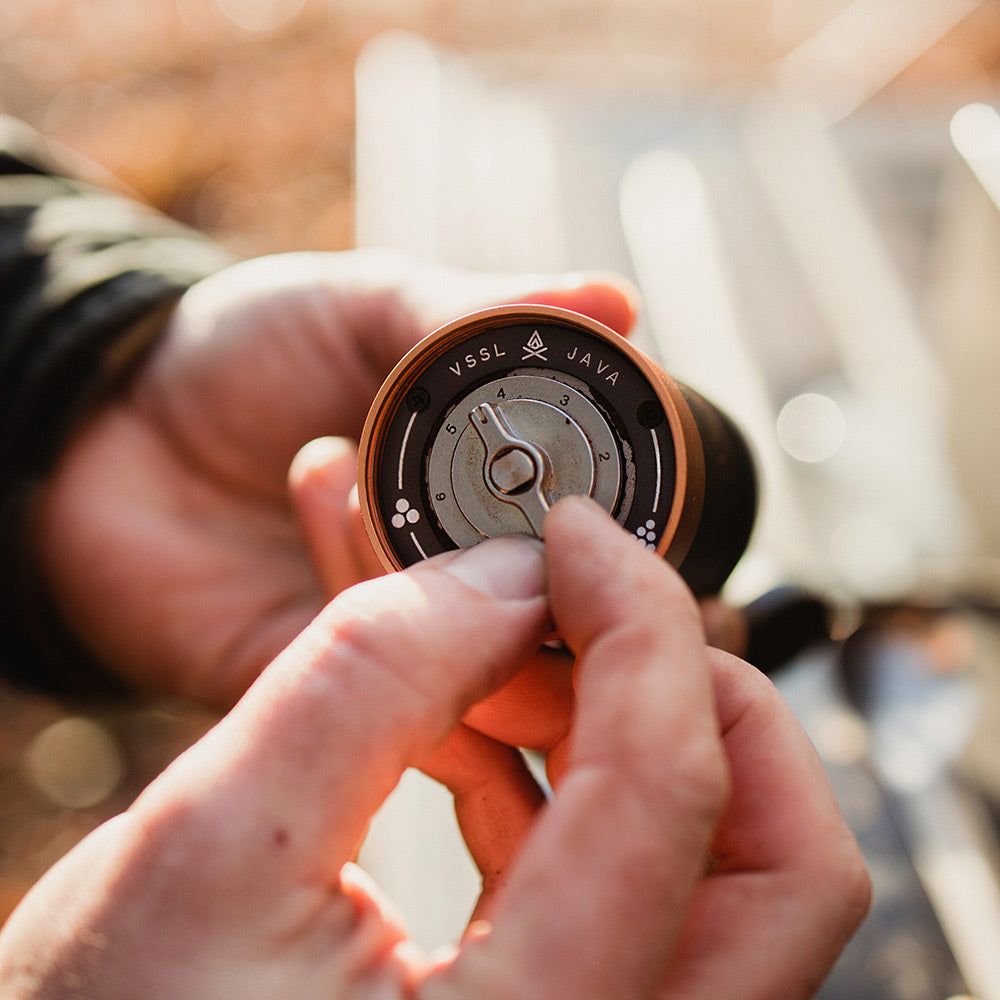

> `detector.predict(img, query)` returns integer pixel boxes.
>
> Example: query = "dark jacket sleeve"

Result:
[0,115,234,698]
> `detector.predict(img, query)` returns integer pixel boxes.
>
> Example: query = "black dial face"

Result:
[361,308,685,570]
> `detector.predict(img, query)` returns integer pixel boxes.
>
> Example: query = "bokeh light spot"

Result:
[776,392,847,463]
[24,717,124,810]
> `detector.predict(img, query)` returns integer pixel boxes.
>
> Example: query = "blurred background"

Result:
[5,1,1000,996]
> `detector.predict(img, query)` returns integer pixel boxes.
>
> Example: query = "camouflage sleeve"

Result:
[0,115,233,697]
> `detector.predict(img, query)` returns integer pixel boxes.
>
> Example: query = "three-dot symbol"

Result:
[391,497,421,529]
[635,519,657,550]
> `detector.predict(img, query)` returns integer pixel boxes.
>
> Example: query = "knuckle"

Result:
[603,719,728,835]
[837,841,874,927]
[323,594,438,704]
[801,827,872,934]
[656,729,730,822]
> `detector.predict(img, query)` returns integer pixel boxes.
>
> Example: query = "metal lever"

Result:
[468,402,552,537]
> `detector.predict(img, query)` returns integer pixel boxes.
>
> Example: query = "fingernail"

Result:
[442,536,547,601]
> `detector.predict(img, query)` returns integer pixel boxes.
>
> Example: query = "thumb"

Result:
[130,535,551,888]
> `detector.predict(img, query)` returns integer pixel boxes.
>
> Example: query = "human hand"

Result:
[1,498,869,999]
[34,250,637,705]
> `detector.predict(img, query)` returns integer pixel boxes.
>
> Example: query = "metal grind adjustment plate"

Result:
[427,372,623,546]
[358,305,757,594]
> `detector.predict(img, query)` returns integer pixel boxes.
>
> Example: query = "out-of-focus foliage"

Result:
[2,0,999,256]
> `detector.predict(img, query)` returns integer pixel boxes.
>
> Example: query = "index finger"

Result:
[343,256,640,398]
[432,498,730,999]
